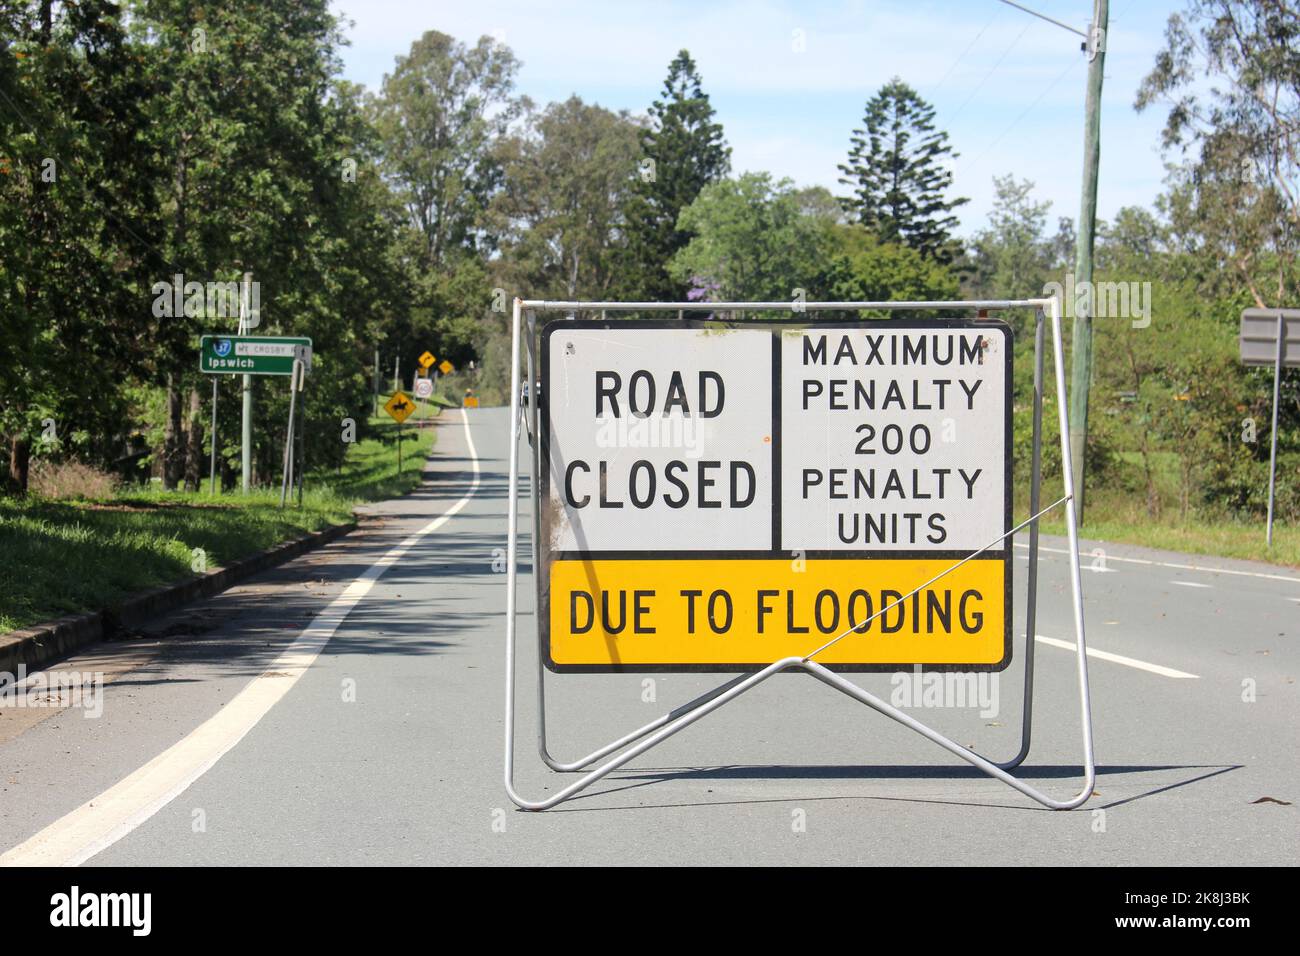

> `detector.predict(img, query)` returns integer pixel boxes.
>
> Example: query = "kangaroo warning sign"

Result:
[540,320,1012,672]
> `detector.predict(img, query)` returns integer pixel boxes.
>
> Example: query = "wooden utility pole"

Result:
[1068,0,1108,524]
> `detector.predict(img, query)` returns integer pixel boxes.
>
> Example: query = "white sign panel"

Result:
[236,341,298,358]
[544,327,774,553]
[781,328,1007,551]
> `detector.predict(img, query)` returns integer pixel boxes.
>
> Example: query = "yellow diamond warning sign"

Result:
[439,359,454,375]
[540,319,1012,672]
[384,391,416,423]
[418,350,436,369]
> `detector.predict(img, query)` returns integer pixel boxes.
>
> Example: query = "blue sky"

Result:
[332,0,1188,238]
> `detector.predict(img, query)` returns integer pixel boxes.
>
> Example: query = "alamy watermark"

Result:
[0,665,103,718]
[50,886,150,936]
[1043,273,1150,329]
[889,665,999,718]
[594,414,706,457]
[151,273,260,325]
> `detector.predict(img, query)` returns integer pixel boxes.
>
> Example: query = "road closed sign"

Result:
[540,320,1012,672]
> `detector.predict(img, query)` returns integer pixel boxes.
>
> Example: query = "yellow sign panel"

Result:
[384,391,416,423]
[417,350,436,369]
[463,396,479,408]
[439,359,454,375]
[548,558,1007,670]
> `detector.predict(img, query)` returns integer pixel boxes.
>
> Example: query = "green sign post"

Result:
[200,335,312,376]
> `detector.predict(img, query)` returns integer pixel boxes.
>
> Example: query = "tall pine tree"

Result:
[620,50,729,301]
[838,78,967,263]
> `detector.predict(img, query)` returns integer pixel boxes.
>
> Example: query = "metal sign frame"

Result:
[503,297,1095,811]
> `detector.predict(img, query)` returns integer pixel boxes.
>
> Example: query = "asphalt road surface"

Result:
[0,407,1295,865]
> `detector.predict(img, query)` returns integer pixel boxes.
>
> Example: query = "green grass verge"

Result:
[0,409,435,634]
[1017,490,1300,569]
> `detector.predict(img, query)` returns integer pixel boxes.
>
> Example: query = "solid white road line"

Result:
[1034,634,1200,679]
[1014,541,1300,585]
[0,410,481,868]
[1171,581,1212,589]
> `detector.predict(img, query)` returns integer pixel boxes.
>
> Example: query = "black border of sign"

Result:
[538,317,1014,673]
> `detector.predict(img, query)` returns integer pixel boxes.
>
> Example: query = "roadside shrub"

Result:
[29,458,118,500]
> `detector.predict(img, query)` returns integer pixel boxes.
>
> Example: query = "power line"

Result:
[927,9,1002,101]
[951,19,1034,121]
[954,54,1083,178]
[996,0,1088,38]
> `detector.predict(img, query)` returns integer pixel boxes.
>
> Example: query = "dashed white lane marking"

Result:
[1171,581,1212,589]
[1035,635,1199,679]
[0,410,481,867]
[1015,542,1300,585]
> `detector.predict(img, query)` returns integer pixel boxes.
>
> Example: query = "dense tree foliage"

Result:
[670,174,838,302]
[1,1,159,490]
[838,78,967,264]
[1,1,1294,528]
[368,30,524,375]
[619,50,730,301]
[491,96,642,300]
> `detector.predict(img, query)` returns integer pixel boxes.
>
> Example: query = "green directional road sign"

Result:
[200,335,312,376]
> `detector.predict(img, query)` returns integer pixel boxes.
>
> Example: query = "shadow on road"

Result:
[101,452,523,686]
[535,762,1245,813]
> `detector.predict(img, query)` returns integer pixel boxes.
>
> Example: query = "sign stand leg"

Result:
[994,308,1045,770]
[209,377,219,496]
[504,297,1095,812]
[1267,312,1283,548]
[297,377,305,508]
[279,359,301,508]
[241,374,252,493]
[239,276,252,495]
[523,311,554,766]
